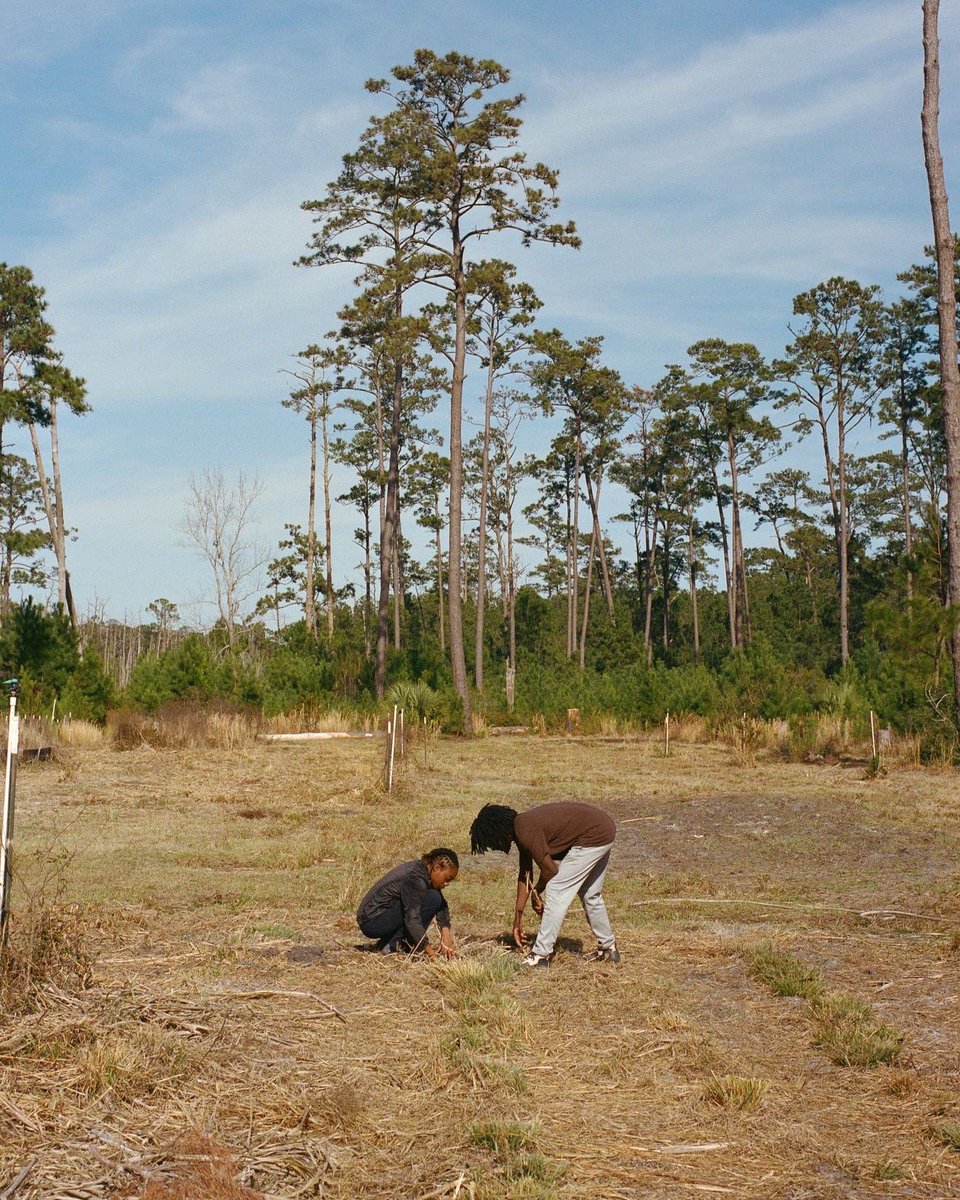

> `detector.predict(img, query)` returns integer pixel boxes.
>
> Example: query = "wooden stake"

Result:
[664,710,670,757]
[870,710,877,759]
[423,715,428,769]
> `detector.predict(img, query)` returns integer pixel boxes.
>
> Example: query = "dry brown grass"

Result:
[57,717,106,749]
[0,733,957,1198]
[108,702,263,750]
[266,706,376,734]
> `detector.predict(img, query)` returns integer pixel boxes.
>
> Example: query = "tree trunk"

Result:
[393,505,402,650]
[435,524,446,653]
[447,235,472,729]
[474,352,496,691]
[921,0,960,730]
[837,397,850,664]
[661,527,671,652]
[570,434,582,658]
[583,465,615,619]
[709,461,735,650]
[578,522,596,670]
[375,359,402,698]
[899,376,914,602]
[305,415,318,637]
[565,467,576,657]
[363,504,372,658]
[507,493,517,677]
[321,401,334,642]
[727,433,750,647]
[28,416,75,629]
[687,513,701,662]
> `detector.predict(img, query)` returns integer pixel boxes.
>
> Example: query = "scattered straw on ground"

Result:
[1,734,958,1198]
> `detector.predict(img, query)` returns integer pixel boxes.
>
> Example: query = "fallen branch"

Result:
[208,989,347,1023]
[0,1160,35,1200]
[629,897,953,923]
[632,1142,730,1155]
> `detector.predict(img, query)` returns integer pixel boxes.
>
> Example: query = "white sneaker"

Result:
[521,952,551,969]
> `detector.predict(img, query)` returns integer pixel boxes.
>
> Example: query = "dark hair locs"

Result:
[423,847,459,870]
[470,804,518,855]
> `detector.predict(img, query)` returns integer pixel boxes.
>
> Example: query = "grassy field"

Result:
[1,730,959,1198]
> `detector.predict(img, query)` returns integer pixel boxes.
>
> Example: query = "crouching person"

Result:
[357,848,459,960]
[470,802,619,969]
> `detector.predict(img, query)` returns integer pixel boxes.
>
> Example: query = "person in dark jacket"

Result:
[356,848,459,960]
[470,801,619,969]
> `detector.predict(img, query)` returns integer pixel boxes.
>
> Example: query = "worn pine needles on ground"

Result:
[1,734,959,1198]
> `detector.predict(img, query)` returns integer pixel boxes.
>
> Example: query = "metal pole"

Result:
[0,679,21,947]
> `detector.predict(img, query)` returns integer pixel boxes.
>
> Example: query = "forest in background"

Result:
[1,49,959,756]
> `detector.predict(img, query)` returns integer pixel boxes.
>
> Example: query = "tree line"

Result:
[1,44,959,748]
[260,49,959,736]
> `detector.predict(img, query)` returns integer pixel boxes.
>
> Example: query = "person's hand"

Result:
[530,890,544,916]
[512,920,527,949]
[439,931,457,960]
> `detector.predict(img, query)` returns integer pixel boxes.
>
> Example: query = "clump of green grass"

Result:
[872,1159,904,1180]
[811,993,904,1067]
[470,1122,559,1199]
[746,945,904,1068]
[438,956,520,1004]
[703,1073,768,1112]
[936,1123,960,1151]
[747,944,825,1000]
[437,957,529,1092]
[470,1121,539,1156]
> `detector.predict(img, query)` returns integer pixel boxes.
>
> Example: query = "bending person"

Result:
[357,847,459,960]
[470,802,619,969]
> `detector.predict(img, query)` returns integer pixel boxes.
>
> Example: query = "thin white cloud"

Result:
[530,1,916,150]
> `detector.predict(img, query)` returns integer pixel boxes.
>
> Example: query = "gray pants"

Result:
[531,841,616,958]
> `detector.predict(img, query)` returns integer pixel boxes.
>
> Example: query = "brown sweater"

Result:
[514,801,616,885]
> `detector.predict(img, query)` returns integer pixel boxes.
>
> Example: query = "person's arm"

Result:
[438,924,456,959]
[435,896,456,959]
[513,848,534,947]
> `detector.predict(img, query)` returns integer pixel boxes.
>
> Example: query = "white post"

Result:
[664,710,670,757]
[0,681,21,946]
[387,703,399,792]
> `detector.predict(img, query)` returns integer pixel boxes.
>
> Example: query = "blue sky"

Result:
[4,0,958,623]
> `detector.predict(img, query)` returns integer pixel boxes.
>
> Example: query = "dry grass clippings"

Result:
[1,735,958,1197]
[143,1132,263,1200]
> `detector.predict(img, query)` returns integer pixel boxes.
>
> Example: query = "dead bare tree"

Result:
[921,0,960,732]
[181,470,265,646]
